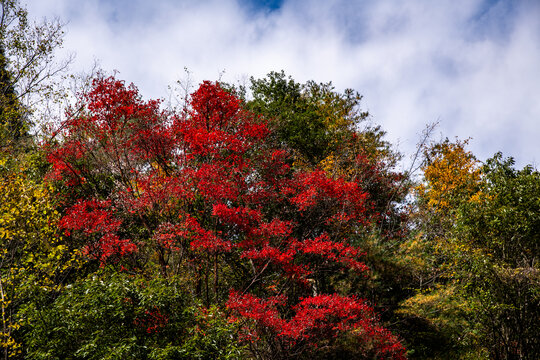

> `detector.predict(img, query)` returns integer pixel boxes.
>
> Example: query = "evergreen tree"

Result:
[0,44,27,150]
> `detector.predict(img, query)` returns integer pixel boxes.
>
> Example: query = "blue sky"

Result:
[246,0,283,12]
[27,0,540,168]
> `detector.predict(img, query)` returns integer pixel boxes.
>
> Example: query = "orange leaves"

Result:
[420,139,481,212]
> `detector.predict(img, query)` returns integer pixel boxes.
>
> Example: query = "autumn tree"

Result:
[401,140,540,359]
[397,139,484,358]
[0,155,82,360]
[43,76,406,359]
[245,72,412,337]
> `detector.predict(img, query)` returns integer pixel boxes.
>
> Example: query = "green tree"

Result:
[456,153,540,359]
[459,153,539,267]
[22,272,243,360]
[247,70,369,166]
[0,44,25,147]
[401,141,540,359]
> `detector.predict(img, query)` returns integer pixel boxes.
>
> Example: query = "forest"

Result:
[1,1,539,359]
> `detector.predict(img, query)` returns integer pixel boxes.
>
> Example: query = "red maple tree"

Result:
[45,76,406,358]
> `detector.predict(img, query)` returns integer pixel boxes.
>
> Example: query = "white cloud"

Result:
[25,0,540,168]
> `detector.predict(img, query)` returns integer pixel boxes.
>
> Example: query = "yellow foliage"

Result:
[319,153,355,179]
[419,139,481,212]
[0,163,83,355]
[398,284,478,344]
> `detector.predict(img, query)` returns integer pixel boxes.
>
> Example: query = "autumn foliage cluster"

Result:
[1,65,539,359]
[35,77,405,359]
[0,63,537,359]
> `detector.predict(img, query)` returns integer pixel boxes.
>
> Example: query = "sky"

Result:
[26,0,540,169]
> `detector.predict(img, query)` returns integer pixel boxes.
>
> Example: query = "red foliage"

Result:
[184,213,233,253]
[297,233,369,272]
[59,199,136,263]
[133,307,169,334]
[45,76,405,357]
[228,291,406,359]
[288,170,368,218]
